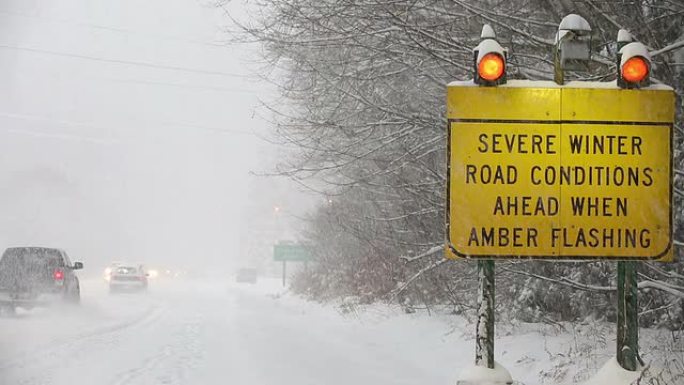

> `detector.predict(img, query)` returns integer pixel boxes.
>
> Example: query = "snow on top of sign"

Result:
[565,80,673,90]
[447,80,478,87]
[559,14,591,32]
[446,79,673,91]
[617,29,632,43]
[565,80,620,89]
[481,24,496,40]
[458,361,513,384]
[498,80,559,88]
[447,79,560,88]
[582,357,642,385]
[474,39,505,62]
[620,42,651,67]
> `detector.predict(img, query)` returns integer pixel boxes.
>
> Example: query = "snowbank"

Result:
[581,357,643,385]
[457,361,513,385]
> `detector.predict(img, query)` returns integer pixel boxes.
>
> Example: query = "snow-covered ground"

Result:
[0,277,680,385]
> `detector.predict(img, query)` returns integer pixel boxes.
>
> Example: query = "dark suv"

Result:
[0,247,83,313]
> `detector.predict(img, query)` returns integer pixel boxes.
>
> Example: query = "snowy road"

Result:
[1,277,674,385]
[0,278,455,385]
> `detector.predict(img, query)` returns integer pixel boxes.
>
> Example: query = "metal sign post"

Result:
[282,260,287,287]
[617,261,639,370]
[475,260,495,369]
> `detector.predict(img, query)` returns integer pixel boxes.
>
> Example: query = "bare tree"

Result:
[236,0,684,326]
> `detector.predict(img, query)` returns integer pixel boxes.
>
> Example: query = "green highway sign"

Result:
[273,244,311,262]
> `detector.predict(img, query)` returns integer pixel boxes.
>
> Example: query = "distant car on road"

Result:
[109,264,148,293]
[0,247,83,313]
[103,261,124,282]
[235,268,257,284]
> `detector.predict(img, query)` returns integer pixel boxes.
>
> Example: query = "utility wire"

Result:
[0,10,228,48]
[0,43,246,78]
[2,126,118,145]
[108,78,259,94]
[0,111,256,136]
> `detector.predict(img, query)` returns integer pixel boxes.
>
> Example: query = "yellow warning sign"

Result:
[446,81,674,261]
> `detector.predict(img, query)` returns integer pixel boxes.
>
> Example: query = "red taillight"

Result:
[53,269,64,281]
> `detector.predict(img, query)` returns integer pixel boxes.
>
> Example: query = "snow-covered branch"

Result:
[650,40,684,58]
[390,258,448,297]
[400,245,442,262]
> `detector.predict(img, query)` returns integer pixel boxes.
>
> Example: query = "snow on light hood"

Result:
[474,39,506,63]
[558,14,591,32]
[619,42,651,69]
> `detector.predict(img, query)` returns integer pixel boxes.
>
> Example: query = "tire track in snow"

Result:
[109,312,204,385]
[0,302,167,376]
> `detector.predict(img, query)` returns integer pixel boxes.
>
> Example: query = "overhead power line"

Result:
[0,111,256,136]
[108,78,259,94]
[0,43,247,78]
[0,10,228,48]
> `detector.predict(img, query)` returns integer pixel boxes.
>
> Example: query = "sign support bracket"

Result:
[617,261,640,371]
[475,260,495,369]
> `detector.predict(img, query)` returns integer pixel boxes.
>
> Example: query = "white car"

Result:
[103,261,124,282]
[109,264,148,293]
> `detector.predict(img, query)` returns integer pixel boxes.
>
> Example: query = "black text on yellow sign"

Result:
[446,82,674,261]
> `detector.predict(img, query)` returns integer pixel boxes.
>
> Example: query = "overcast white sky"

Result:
[0,0,296,273]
